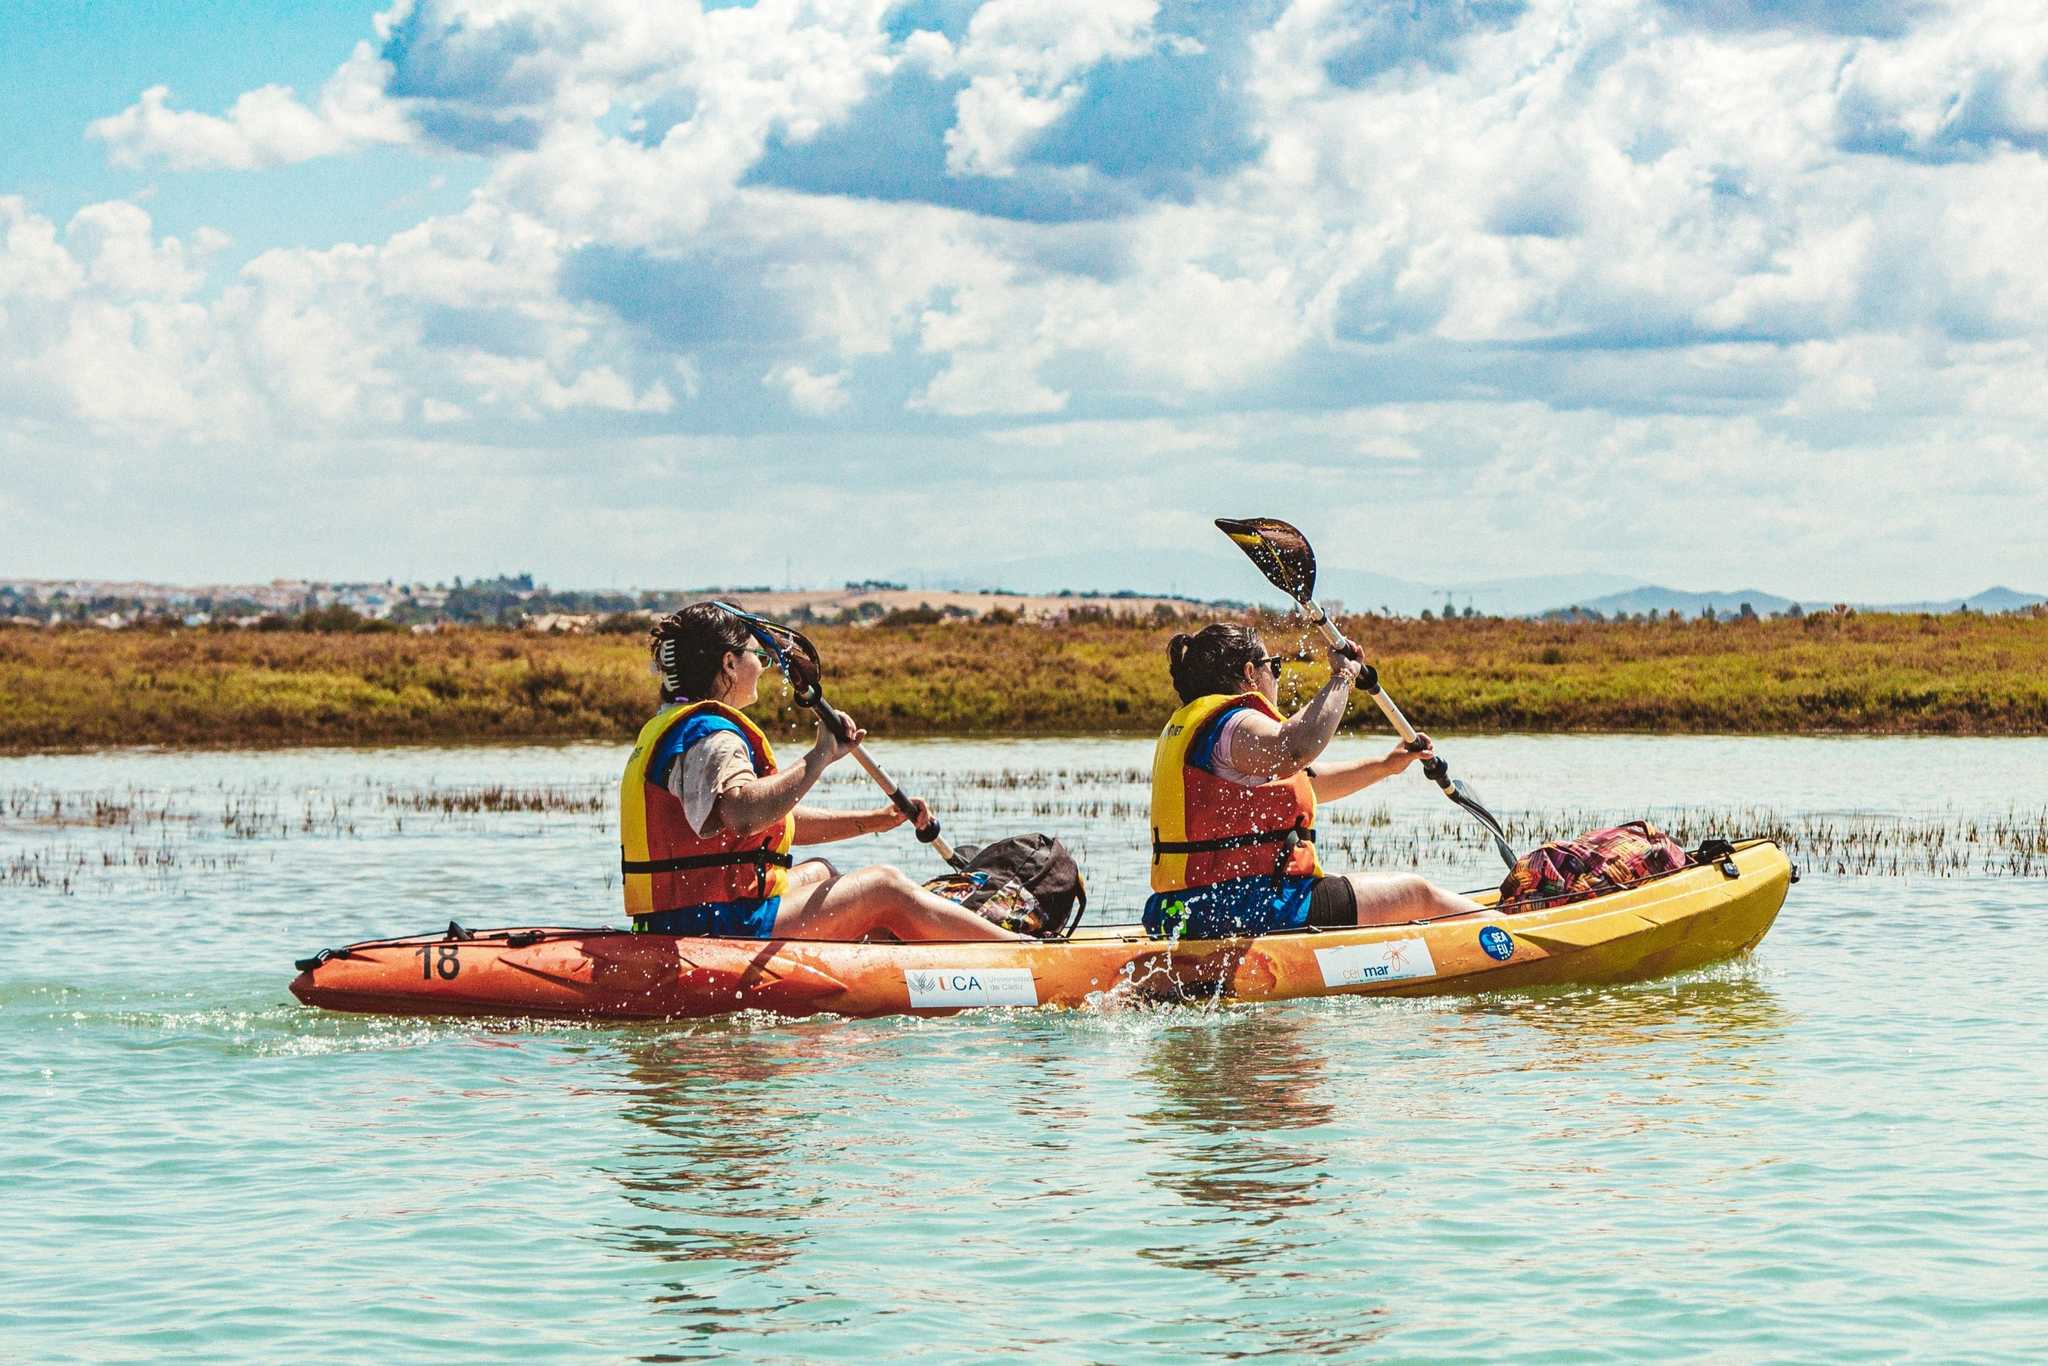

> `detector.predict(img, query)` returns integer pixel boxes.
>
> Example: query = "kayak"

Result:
[288,839,1792,1022]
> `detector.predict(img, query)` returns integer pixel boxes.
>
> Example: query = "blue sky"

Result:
[1,0,2044,598]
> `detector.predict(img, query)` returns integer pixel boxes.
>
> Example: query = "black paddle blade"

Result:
[716,602,826,704]
[1215,517,1317,602]
[1448,777,1518,868]
[778,626,825,700]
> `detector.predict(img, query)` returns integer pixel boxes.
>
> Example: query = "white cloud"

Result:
[9,0,2046,594]
[453,353,673,415]
[88,45,409,170]
[1834,0,2048,159]
[911,346,1067,416]
[0,196,679,441]
[762,363,850,415]
[66,201,218,298]
[939,0,1161,176]
[49,0,2048,423]
[0,197,86,301]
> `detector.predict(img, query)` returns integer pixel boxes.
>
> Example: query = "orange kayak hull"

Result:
[290,841,1792,1021]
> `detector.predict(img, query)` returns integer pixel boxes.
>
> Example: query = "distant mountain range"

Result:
[1564,585,2045,618]
[890,550,2044,619]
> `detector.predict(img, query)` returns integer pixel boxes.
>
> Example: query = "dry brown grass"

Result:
[2,610,2045,750]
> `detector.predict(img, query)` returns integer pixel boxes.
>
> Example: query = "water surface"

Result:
[4,736,2046,1360]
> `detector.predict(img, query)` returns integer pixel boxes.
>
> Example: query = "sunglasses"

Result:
[738,647,778,665]
[1256,654,1289,673]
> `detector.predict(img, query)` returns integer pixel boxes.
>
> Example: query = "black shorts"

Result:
[1306,875,1357,928]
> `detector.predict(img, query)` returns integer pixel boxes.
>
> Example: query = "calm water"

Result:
[4,735,2047,1361]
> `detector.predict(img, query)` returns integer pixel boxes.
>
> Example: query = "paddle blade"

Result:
[1449,778,1518,868]
[773,625,826,703]
[1215,517,1317,602]
[717,602,827,704]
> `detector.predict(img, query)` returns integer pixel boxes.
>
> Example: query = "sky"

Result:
[1,0,2044,599]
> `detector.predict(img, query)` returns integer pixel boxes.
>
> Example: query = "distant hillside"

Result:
[893,551,2042,621]
[1558,586,1800,618]
[899,550,1641,618]
[1556,584,2046,619]
[1871,586,2047,614]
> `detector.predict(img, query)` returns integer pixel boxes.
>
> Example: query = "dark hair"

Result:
[649,602,751,701]
[1166,623,1264,703]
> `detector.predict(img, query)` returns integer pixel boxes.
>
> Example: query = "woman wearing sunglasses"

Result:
[1146,623,1479,940]
[619,603,1018,942]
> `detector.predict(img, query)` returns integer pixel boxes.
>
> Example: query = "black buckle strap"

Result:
[1151,825,1315,859]
[1152,823,1314,888]
[620,848,795,875]
[1692,838,1741,879]
[1272,826,1304,885]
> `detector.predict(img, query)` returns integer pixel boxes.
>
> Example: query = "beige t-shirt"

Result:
[667,731,758,836]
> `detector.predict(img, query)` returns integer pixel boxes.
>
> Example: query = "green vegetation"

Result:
[2,610,2045,751]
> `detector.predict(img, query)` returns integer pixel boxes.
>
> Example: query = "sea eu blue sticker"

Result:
[1479,925,1514,961]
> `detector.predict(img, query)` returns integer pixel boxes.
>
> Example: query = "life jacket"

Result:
[618,700,795,918]
[1150,692,1322,894]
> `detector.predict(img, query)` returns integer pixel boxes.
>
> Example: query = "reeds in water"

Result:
[4,769,2045,897]
[382,784,607,815]
[1,778,609,895]
[809,766,2048,880]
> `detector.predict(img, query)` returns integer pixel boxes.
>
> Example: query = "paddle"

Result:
[1214,518,1520,868]
[709,601,969,871]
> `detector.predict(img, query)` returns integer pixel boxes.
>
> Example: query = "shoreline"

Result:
[4,613,2045,751]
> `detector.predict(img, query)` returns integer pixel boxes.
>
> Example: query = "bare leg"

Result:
[783,858,837,896]
[1344,872,1482,927]
[772,865,1023,942]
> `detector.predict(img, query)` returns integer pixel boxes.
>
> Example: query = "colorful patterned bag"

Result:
[1497,820,1689,911]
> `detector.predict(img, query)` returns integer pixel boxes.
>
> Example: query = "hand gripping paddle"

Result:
[1213,519,1519,868]
[710,602,970,872]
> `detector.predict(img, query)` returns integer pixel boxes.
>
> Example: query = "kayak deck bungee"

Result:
[289,840,1792,1021]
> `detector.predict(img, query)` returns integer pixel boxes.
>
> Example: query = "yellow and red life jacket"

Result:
[619,700,795,918]
[1150,692,1322,894]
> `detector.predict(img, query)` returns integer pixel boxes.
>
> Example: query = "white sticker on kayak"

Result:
[905,967,1039,1008]
[1316,938,1437,988]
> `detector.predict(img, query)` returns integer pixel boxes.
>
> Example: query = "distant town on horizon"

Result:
[3,571,2042,633]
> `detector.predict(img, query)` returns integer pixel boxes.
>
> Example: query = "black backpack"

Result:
[922,834,1087,938]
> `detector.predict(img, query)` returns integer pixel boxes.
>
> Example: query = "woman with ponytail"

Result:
[618,603,1019,942]
[1146,624,1479,940]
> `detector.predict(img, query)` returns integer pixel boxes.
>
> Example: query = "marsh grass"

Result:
[7,763,2043,896]
[810,764,2048,880]
[383,784,608,816]
[0,777,613,894]
[4,611,2047,750]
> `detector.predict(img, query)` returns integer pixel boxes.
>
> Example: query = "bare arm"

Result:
[1218,658,1362,780]
[709,708,862,837]
[711,755,831,836]
[789,798,930,845]
[1308,738,1434,803]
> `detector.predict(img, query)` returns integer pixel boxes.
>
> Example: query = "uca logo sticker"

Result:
[903,967,1038,1008]
[1478,925,1515,961]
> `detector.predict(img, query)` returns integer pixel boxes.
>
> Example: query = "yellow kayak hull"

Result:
[290,840,1792,1020]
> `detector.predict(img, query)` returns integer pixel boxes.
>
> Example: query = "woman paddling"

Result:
[620,604,1020,942]
[1147,624,1482,939]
